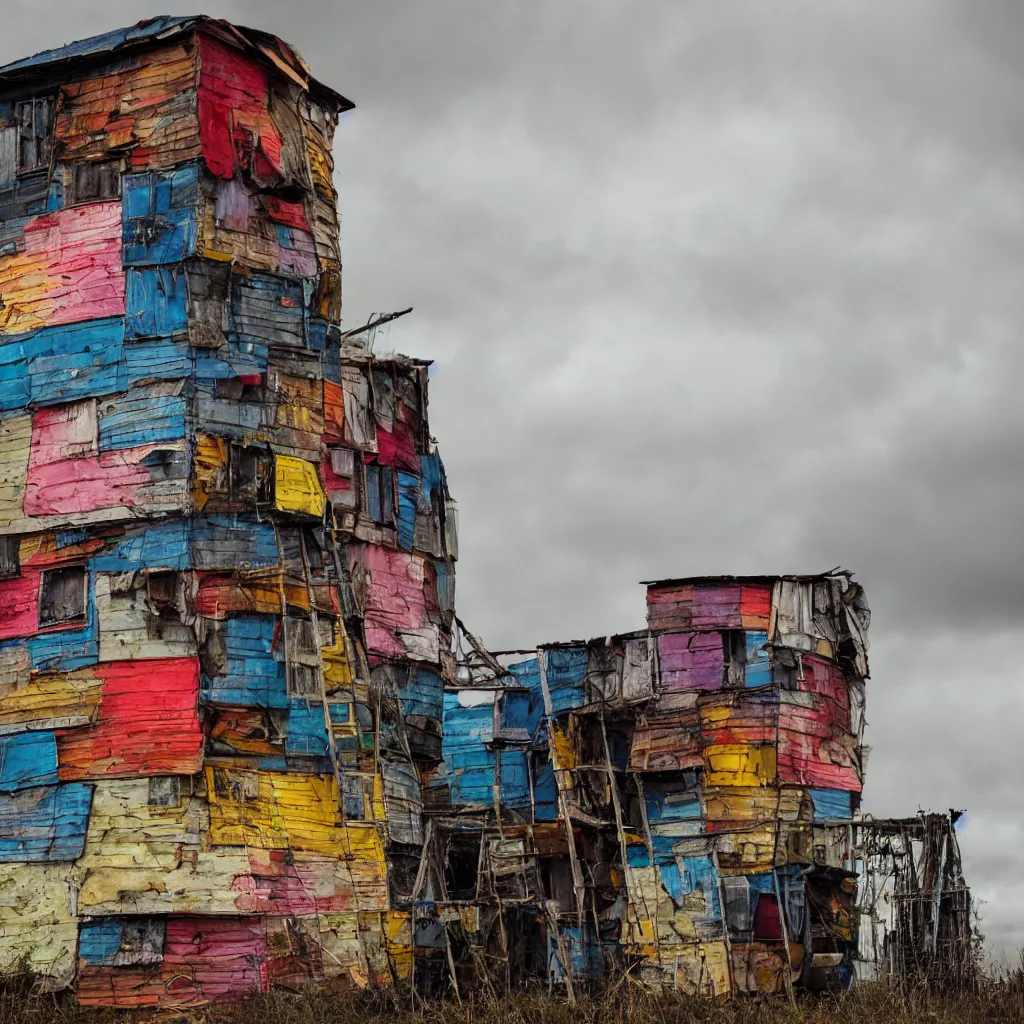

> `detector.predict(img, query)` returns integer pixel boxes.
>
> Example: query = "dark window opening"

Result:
[146,571,177,612]
[16,97,54,175]
[229,444,273,505]
[148,776,181,808]
[66,160,120,205]
[212,767,258,802]
[724,630,747,688]
[0,536,19,581]
[39,565,87,628]
[363,463,396,526]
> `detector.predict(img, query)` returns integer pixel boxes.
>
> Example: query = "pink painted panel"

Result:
[658,631,724,692]
[799,655,850,729]
[25,407,182,517]
[691,584,742,628]
[778,701,861,791]
[0,202,124,332]
[162,916,266,1004]
[235,850,353,915]
[353,543,428,658]
[0,571,40,640]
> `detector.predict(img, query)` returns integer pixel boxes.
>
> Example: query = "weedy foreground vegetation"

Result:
[5,977,1024,1024]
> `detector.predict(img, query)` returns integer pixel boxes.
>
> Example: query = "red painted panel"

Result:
[266,196,311,231]
[57,657,202,779]
[740,584,772,630]
[646,584,693,631]
[198,35,281,181]
[376,422,419,472]
[323,381,345,440]
[799,655,850,730]
[0,572,40,640]
[76,965,167,1008]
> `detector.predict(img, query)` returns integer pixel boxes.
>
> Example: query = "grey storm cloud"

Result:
[2,0,1023,957]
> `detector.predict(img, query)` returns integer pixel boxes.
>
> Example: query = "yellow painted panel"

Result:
[206,766,344,854]
[274,455,326,517]
[78,779,200,871]
[192,433,228,510]
[0,667,103,732]
[78,853,252,916]
[0,863,78,991]
[703,743,777,787]
[0,413,31,530]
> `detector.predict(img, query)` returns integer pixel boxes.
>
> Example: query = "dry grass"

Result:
[4,980,1024,1024]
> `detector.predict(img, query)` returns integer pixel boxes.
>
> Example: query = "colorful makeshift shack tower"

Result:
[0,18,457,1003]
[431,574,870,997]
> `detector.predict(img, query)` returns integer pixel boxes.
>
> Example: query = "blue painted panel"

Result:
[420,453,442,505]
[397,472,418,552]
[125,268,188,340]
[533,759,558,821]
[499,749,531,809]
[676,855,722,918]
[193,340,268,386]
[98,390,186,451]
[545,647,588,715]
[434,559,454,614]
[810,788,853,822]
[122,164,199,266]
[399,667,443,721]
[644,784,702,823]
[92,521,190,572]
[201,614,286,709]
[443,691,498,806]
[124,336,192,386]
[0,732,58,792]
[286,699,330,758]
[744,631,772,687]
[0,782,93,862]
[0,318,125,413]
[549,925,603,981]
[229,271,306,349]
[190,516,279,571]
[78,919,123,965]
[747,873,776,895]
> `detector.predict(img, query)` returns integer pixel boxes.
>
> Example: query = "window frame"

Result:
[15,96,55,176]
[38,564,88,630]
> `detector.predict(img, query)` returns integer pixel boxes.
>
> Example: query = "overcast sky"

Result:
[2,0,1022,960]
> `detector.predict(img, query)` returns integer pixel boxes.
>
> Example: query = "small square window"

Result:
[38,566,87,628]
[229,444,273,504]
[0,536,19,581]
[212,768,258,802]
[146,571,177,612]
[66,160,121,205]
[330,448,355,477]
[148,776,181,808]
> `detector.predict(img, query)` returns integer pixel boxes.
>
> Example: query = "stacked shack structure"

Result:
[429,574,871,998]
[0,19,973,1009]
[0,18,457,1005]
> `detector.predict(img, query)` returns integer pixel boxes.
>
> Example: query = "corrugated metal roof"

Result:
[0,16,353,112]
[641,572,847,588]
[0,16,196,77]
